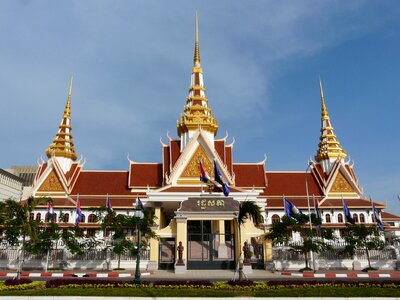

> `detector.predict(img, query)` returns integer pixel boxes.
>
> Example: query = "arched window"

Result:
[359,213,365,223]
[88,214,97,223]
[325,214,331,223]
[271,214,281,223]
[36,213,41,221]
[80,214,86,223]
[353,213,359,223]
[337,213,343,223]
[29,213,34,221]
[371,213,376,223]
[64,213,70,223]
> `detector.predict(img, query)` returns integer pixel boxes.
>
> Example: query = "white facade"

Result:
[0,169,23,201]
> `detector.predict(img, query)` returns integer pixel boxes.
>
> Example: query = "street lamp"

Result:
[133,201,144,284]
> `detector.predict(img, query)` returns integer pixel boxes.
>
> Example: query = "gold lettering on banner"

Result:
[181,145,213,178]
[331,171,354,193]
[38,170,64,192]
[197,199,225,210]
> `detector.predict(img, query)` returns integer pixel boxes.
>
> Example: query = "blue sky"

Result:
[1,1,399,213]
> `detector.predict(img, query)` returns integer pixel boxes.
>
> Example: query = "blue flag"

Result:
[314,196,321,231]
[106,193,113,212]
[284,198,302,218]
[214,160,230,196]
[75,194,82,225]
[372,202,384,231]
[342,198,355,224]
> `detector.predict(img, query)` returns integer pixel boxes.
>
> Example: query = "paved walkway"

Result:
[2,268,400,279]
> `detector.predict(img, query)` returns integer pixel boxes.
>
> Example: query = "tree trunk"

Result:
[238,224,244,281]
[118,254,121,269]
[304,251,309,269]
[17,234,26,280]
[366,246,371,269]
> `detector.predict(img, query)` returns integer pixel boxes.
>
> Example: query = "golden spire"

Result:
[315,79,347,162]
[177,12,218,138]
[194,11,200,66]
[46,77,77,161]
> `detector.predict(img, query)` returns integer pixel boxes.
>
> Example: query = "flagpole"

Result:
[305,162,316,272]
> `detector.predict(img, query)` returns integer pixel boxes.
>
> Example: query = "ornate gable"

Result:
[330,171,354,193]
[326,167,360,197]
[167,129,232,186]
[181,144,213,178]
[37,169,65,193]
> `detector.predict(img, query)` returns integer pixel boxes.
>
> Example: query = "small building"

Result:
[0,168,24,201]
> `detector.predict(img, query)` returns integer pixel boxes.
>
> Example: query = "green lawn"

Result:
[0,286,399,297]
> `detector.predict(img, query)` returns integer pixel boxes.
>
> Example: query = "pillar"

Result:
[175,216,187,274]
[147,205,162,271]
[217,220,228,258]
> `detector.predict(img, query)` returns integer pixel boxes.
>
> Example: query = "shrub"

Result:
[153,280,212,287]
[45,279,149,288]
[227,280,254,286]
[5,278,32,286]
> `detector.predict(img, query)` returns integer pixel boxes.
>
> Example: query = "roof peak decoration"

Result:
[177,12,218,141]
[315,79,347,163]
[46,77,78,161]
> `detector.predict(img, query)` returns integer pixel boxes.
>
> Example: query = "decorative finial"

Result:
[177,11,218,141]
[194,10,200,66]
[319,77,328,118]
[45,77,77,161]
[315,79,347,163]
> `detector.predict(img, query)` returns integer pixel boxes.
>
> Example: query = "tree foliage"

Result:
[340,223,385,269]
[92,205,157,269]
[265,212,335,270]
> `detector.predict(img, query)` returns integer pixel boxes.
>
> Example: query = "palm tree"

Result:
[236,200,262,281]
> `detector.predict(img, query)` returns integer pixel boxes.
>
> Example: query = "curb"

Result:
[279,271,400,278]
[0,272,154,278]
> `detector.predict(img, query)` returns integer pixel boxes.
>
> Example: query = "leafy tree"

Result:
[0,197,49,278]
[236,200,262,281]
[265,213,335,271]
[92,205,157,270]
[341,223,384,270]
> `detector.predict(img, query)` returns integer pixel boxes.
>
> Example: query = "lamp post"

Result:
[133,202,144,284]
[305,162,316,272]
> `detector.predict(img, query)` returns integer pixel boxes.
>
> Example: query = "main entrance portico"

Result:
[174,196,239,271]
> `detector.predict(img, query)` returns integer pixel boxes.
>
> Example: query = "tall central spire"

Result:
[194,11,200,67]
[46,77,78,165]
[177,12,218,151]
[315,79,347,168]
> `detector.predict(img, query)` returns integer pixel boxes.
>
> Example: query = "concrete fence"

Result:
[271,245,399,271]
[0,248,150,271]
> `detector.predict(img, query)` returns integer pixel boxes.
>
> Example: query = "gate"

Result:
[158,238,175,270]
[187,220,235,269]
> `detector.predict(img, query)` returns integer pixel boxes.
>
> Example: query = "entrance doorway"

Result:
[158,238,175,270]
[187,220,235,269]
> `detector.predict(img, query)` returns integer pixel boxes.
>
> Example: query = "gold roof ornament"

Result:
[46,77,78,161]
[315,79,347,162]
[177,11,218,137]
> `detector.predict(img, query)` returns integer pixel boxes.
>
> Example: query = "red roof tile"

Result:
[233,164,266,188]
[163,146,170,177]
[170,140,181,169]
[263,172,322,196]
[215,140,225,163]
[159,185,242,193]
[320,198,385,208]
[129,163,163,187]
[71,171,132,195]
[382,211,400,220]
[225,146,233,176]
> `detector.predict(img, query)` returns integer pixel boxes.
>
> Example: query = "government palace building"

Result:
[23,15,400,273]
